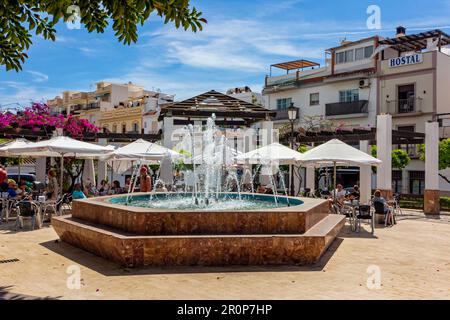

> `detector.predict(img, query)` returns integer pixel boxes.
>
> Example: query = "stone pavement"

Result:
[1,210,449,300]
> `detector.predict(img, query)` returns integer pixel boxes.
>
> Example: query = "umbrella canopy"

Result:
[236,142,305,165]
[300,139,381,167]
[104,139,180,161]
[6,136,114,158]
[0,138,32,156]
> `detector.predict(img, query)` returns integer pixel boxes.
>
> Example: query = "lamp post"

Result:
[287,103,299,196]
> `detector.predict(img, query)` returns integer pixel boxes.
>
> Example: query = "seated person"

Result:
[348,185,360,200]
[331,184,346,204]
[110,180,123,194]
[264,184,274,195]
[0,166,8,191]
[19,178,33,193]
[373,190,394,227]
[7,181,18,198]
[256,184,266,194]
[98,179,110,196]
[84,181,98,197]
[72,183,87,199]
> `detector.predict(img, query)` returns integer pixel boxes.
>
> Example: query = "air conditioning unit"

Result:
[359,79,370,88]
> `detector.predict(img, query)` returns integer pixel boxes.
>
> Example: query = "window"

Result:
[276,98,292,110]
[392,171,403,194]
[133,122,139,132]
[364,45,374,58]
[336,52,345,64]
[336,49,354,64]
[112,124,117,133]
[339,89,359,103]
[310,93,320,106]
[122,123,127,133]
[337,45,374,63]
[409,171,425,195]
[355,48,364,61]
[397,125,417,157]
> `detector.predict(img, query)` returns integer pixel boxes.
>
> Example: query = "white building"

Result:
[263,37,379,131]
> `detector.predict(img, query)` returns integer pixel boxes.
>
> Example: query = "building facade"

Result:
[377,29,450,195]
[263,27,450,195]
[263,37,379,131]
[47,81,172,134]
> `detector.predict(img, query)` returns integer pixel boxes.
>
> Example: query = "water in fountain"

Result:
[117,114,301,211]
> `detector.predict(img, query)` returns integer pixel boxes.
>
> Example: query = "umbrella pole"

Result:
[60,155,64,199]
[333,161,337,204]
[18,156,21,183]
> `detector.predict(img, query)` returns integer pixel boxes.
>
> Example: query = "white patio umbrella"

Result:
[235,142,305,165]
[7,136,114,197]
[102,139,182,197]
[104,139,180,161]
[0,138,32,181]
[299,139,382,196]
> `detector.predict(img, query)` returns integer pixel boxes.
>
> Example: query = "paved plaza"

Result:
[1,210,450,300]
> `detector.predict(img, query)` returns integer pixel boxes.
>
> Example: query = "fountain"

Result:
[52,115,345,267]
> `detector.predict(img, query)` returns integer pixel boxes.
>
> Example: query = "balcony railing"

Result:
[325,100,368,117]
[386,98,422,115]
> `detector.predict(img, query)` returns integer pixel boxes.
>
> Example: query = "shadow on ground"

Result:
[0,286,60,300]
[39,236,344,277]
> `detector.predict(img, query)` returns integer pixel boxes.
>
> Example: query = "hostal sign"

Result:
[389,53,423,68]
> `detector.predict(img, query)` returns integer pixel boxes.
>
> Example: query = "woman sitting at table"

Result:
[7,181,19,198]
[98,179,110,196]
[72,183,87,200]
[110,180,123,194]
[373,190,394,227]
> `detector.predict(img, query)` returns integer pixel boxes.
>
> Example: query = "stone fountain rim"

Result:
[74,192,327,213]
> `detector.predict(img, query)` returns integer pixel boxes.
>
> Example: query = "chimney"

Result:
[396,26,406,38]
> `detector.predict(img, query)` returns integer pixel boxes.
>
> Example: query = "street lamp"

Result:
[287,103,299,196]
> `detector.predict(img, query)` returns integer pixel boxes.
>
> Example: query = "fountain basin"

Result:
[69,193,328,235]
[52,193,345,267]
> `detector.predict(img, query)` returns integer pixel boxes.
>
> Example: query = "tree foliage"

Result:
[0,0,206,71]
[371,145,411,170]
[417,139,450,171]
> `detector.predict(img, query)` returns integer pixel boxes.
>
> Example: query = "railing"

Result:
[325,100,368,117]
[386,98,422,115]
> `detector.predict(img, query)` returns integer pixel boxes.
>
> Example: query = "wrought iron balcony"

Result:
[386,98,422,115]
[325,100,369,117]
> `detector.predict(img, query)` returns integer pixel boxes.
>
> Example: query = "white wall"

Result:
[436,51,450,114]
[264,78,377,128]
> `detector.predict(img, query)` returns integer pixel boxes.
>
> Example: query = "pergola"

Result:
[379,29,450,57]
[158,90,276,126]
[281,127,425,145]
[270,59,320,75]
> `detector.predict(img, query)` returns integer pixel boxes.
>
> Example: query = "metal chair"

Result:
[41,193,71,221]
[392,193,403,217]
[15,200,39,231]
[356,204,374,234]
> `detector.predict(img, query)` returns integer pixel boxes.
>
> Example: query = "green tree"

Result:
[0,0,206,71]
[371,145,411,169]
[418,139,450,184]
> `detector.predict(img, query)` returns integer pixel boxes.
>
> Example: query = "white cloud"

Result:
[0,81,60,106]
[26,70,49,83]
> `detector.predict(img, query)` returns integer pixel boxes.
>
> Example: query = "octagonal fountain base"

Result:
[52,193,345,267]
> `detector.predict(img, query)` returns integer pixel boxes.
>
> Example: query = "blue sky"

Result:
[1,0,449,106]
